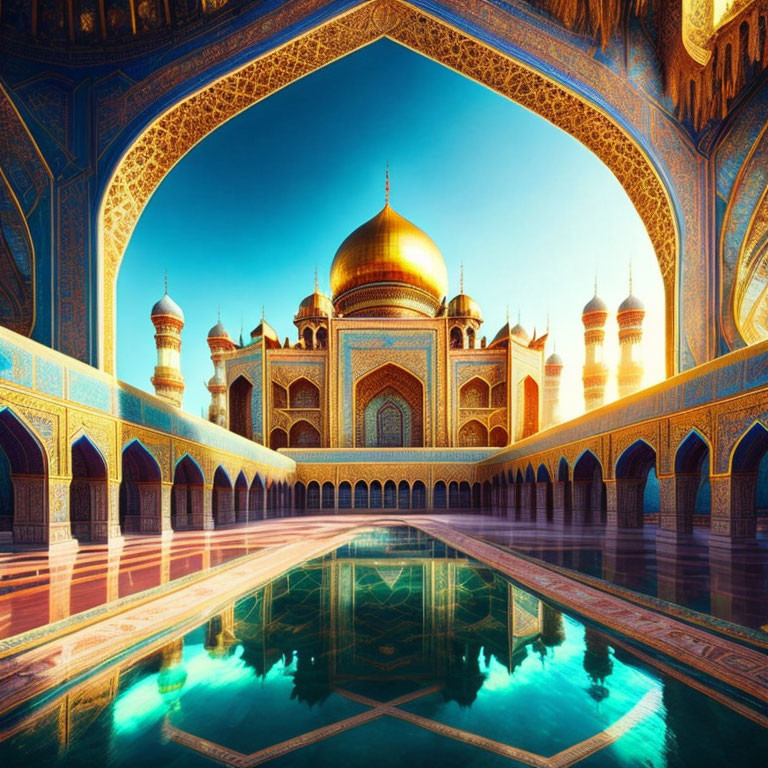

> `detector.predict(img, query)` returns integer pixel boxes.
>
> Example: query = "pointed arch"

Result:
[70,434,108,543]
[289,420,320,448]
[412,480,426,509]
[229,375,253,439]
[322,481,335,509]
[458,419,488,447]
[289,377,320,409]
[269,427,288,451]
[355,362,424,447]
[120,440,162,534]
[338,481,352,510]
[249,473,265,521]
[489,426,507,447]
[212,465,234,527]
[172,454,205,530]
[235,470,249,523]
[459,377,490,409]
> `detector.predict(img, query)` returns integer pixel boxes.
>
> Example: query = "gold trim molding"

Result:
[99,0,678,375]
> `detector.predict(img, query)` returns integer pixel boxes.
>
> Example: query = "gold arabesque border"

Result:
[99,0,679,376]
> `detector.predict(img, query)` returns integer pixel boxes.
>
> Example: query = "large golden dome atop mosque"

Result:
[330,187,448,318]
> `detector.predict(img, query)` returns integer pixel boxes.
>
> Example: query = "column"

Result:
[552,481,571,525]
[710,473,756,540]
[658,473,695,535]
[200,484,215,530]
[606,478,643,529]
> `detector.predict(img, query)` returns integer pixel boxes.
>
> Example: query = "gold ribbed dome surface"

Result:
[330,203,448,305]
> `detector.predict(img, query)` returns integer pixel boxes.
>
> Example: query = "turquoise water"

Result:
[1,527,766,767]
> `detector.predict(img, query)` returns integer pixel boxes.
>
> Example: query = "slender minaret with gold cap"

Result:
[207,308,235,425]
[150,275,185,407]
[582,277,609,412]
[617,263,645,398]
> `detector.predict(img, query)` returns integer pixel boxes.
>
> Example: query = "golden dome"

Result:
[330,203,448,318]
[448,293,483,321]
[296,289,334,320]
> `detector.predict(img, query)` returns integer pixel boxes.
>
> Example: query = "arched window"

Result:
[302,327,314,349]
[212,466,234,527]
[307,481,320,509]
[489,426,507,447]
[289,378,320,409]
[316,327,328,349]
[354,481,368,509]
[338,482,352,509]
[322,482,335,509]
[460,377,490,409]
[398,481,410,509]
[491,382,507,408]
[412,481,426,509]
[448,481,459,508]
[459,481,471,508]
[370,480,383,508]
[466,327,476,348]
[433,481,447,509]
[289,420,321,447]
[271,382,288,409]
[515,376,539,440]
[229,376,253,439]
[270,428,288,450]
[450,326,463,349]
[384,480,397,508]
[458,420,488,447]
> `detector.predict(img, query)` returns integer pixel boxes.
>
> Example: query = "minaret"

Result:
[207,311,235,426]
[582,279,609,412]
[150,277,185,407]
[616,265,645,398]
[543,346,563,428]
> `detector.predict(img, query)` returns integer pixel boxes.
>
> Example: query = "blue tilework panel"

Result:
[35,357,63,398]
[0,336,32,388]
[339,330,437,446]
[69,370,111,411]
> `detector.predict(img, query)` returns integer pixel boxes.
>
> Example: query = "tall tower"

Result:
[207,315,235,426]
[582,283,609,412]
[617,268,645,398]
[543,350,563,427]
[150,284,185,407]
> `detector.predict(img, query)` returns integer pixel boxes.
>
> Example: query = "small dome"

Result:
[618,294,645,313]
[297,290,334,320]
[250,320,279,343]
[447,293,482,321]
[583,295,608,315]
[546,352,563,366]
[151,293,184,322]
[510,323,530,343]
[207,321,229,339]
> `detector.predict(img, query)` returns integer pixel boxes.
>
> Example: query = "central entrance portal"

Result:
[355,364,424,447]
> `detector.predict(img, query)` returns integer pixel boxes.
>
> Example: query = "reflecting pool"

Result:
[1,527,767,767]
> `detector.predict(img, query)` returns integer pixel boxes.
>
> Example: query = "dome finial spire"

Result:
[460,262,464,293]
[164,270,168,295]
[217,304,221,322]
[506,305,510,324]
[385,162,390,205]
[628,258,633,296]
[594,271,598,297]
[314,265,319,292]
[261,304,265,323]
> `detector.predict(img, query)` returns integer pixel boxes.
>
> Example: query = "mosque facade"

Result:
[200,187,560,450]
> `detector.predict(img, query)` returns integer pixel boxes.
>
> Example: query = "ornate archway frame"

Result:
[99,0,679,377]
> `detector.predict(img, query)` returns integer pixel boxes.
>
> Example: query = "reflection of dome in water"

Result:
[330,202,448,318]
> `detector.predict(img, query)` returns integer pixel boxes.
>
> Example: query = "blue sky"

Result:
[118,39,664,421]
